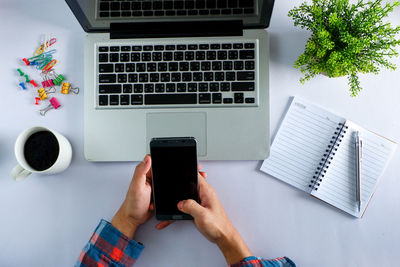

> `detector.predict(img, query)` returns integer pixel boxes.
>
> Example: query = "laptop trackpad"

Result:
[146,112,207,156]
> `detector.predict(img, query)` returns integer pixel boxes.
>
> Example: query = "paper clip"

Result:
[34,38,56,56]
[37,57,52,70]
[42,59,57,73]
[37,88,48,100]
[19,82,27,90]
[61,82,79,94]
[17,69,25,76]
[40,97,60,116]
[35,97,40,105]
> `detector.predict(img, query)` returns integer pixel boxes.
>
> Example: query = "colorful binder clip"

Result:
[42,79,55,88]
[19,82,27,90]
[61,83,79,94]
[37,88,48,100]
[40,97,60,116]
[53,74,65,86]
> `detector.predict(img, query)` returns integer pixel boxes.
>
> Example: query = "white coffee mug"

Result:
[11,126,72,181]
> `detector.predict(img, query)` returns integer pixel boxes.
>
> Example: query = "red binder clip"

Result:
[40,97,60,116]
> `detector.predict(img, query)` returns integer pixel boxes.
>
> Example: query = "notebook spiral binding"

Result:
[308,122,348,191]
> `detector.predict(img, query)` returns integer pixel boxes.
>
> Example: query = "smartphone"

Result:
[150,137,199,220]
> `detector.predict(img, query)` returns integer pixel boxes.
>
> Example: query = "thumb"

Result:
[134,155,151,182]
[177,199,205,218]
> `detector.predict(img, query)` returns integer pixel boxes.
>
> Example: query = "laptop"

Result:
[66,0,274,161]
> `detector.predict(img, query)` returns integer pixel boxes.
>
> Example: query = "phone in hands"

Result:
[150,137,199,220]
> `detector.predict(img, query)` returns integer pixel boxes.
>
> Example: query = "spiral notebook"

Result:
[260,97,397,218]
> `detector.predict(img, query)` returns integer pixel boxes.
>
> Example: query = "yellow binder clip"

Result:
[61,82,79,94]
[37,88,48,100]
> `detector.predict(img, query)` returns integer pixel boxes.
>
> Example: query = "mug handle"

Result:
[11,164,32,181]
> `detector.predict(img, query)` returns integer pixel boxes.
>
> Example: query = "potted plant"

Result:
[288,0,400,96]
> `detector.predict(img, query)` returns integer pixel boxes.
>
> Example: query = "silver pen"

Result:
[355,131,362,212]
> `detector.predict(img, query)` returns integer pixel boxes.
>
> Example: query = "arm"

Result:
[157,173,296,267]
[76,155,154,267]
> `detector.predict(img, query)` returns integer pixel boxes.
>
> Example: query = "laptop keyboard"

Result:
[97,41,257,108]
[98,0,255,18]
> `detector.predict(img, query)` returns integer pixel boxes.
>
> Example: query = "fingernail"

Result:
[142,155,148,164]
[178,201,183,210]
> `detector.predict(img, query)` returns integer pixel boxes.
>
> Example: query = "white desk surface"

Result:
[1,1,399,266]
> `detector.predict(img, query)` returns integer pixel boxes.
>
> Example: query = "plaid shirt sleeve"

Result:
[76,219,144,267]
[230,256,296,267]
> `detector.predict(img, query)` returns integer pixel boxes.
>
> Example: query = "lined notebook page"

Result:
[311,121,397,217]
[260,97,346,192]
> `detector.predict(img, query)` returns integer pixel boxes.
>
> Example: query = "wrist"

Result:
[216,227,252,265]
[111,208,139,239]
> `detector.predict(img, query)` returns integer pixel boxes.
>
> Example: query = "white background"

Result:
[0,1,399,266]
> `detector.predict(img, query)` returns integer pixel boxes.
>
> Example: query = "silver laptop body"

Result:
[66,0,274,161]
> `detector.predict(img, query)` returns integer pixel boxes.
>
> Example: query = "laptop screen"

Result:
[66,0,274,32]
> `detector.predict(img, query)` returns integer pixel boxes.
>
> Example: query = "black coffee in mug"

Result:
[24,131,60,171]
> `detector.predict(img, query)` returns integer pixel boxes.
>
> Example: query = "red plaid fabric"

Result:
[230,256,296,267]
[76,220,144,267]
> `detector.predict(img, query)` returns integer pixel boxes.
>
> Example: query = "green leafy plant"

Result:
[288,0,400,96]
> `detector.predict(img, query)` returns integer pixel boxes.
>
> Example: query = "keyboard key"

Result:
[163,52,173,61]
[211,44,221,49]
[100,2,109,11]
[155,83,165,92]
[193,72,203,81]
[199,44,210,50]
[122,11,132,17]
[121,46,131,51]
[221,9,231,14]
[221,82,230,91]
[199,93,211,104]
[161,73,171,82]
[188,44,198,50]
[174,52,184,61]
[217,51,227,60]
[182,72,192,81]
[171,73,181,82]
[177,45,187,50]
[244,8,254,14]
[142,52,152,61]
[145,84,154,93]
[158,62,168,71]
[245,43,255,49]
[99,53,108,62]
[132,11,143,16]
[237,71,255,80]
[190,62,200,71]
[166,83,176,92]
[223,61,233,70]
[99,74,116,83]
[166,45,175,50]
[217,0,227,8]
[199,83,208,92]
[179,62,190,71]
[126,63,135,72]
[226,72,235,81]
[145,94,197,105]
[245,61,255,70]
[99,95,108,106]
[131,53,140,61]
[147,63,157,72]
[164,1,174,9]
[154,45,164,51]
[215,72,225,81]
[210,83,219,92]
[131,95,143,105]
[234,93,244,103]
[231,82,255,91]
[233,43,243,49]
[139,73,149,82]
[99,84,121,94]
[201,62,211,71]
[110,95,119,105]
[238,0,253,8]
[223,98,233,104]
[204,72,213,81]
[210,10,220,15]
[222,43,232,49]
[188,83,197,92]
[207,51,216,60]
[153,1,163,9]
[177,83,187,92]
[150,73,160,82]
[136,63,146,72]
[132,46,142,51]
[115,63,124,72]
[234,61,244,70]
[142,2,152,10]
[239,50,255,59]
[144,11,154,16]
[212,61,222,70]
[129,74,138,83]
[110,46,120,52]
[212,93,222,103]
[120,95,130,105]
[120,53,130,62]
[111,11,121,17]
[99,46,108,52]
[166,10,176,15]
[134,84,143,93]
[206,0,217,8]
[110,53,119,62]
[196,51,205,60]
[245,97,255,103]
[100,12,109,17]
[186,0,195,9]
[196,1,206,9]
[169,62,179,71]
[99,64,113,73]
[123,84,132,93]
[228,0,238,8]
[118,74,127,83]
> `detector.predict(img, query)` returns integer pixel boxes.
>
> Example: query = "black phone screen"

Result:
[150,139,198,219]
